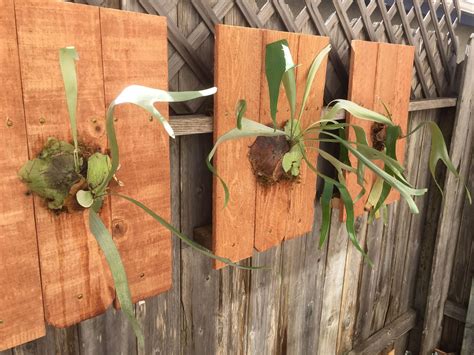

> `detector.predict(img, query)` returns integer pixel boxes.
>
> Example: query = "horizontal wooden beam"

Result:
[170,98,457,136]
[170,114,213,136]
[444,299,467,323]
[348,309,417,355]
[408,97,457,111]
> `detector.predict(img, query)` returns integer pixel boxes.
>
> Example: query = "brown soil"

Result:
[248,135,295,186]
[371,123,387,151]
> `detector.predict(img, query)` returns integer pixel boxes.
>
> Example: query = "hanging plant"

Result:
[18,47,258,346]
[208,39,471,263]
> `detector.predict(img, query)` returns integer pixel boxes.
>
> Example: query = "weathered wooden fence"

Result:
[1,0,472,354]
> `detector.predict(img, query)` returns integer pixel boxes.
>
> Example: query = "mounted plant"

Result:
[208,39,471,262]
[18,47,257,346]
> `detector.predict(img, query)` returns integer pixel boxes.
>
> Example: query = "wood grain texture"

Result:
[15,0,114,327]
[345,40,414,218]
[337,214,368,354]
[99,8,172,304]
[420,36,474,355]
[348,309,416,355]
[345,40,378,218]
[246,246,283,355]
[253,29,300,252]
[317,208,349,354]
[285,34,329,240]
[0,0,45,350]
[212,24,262,268]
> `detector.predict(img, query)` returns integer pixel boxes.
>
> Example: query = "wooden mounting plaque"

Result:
[0,0,172,340]
[0,0,45,350]
[345,40,414,218]
[213,24,329,267]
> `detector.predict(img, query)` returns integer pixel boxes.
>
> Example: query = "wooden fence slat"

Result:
[0,0,45,350]
[212,24,262,269]
[254,29,299,252]
[336,214,368,354]
[317,208,349,354]
[420,35,474,355]
[278,222,329,354]
[99,8,172,303]
[354,217,385,343]
[285,34,329,240]
[15,0,114,327]
[246,246,283,355]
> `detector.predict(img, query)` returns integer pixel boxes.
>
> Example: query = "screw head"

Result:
[39,117,46,125]
[6,118,13,127]
[77,293,83,300]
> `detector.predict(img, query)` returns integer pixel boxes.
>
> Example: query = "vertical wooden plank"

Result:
[369,203,399,334]
[345,40,378,218]
[100,8,172,302]
[337,213,368,354]
[15,0,114,327]
[278,206,329,354]
[212,24,262,268]
[285,34,329,240]
[246,246,283,355]
[317,208,349,354]
[382,44,414,205]
[354,217,385,344]
[180,133,218,355]
[254,29,299,252]
[211,10,253,355]
[0,0,45,350]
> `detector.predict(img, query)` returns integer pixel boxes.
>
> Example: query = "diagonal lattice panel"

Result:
[74,0,460,112]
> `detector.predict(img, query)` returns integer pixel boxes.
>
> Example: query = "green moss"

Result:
[19,138,82,210]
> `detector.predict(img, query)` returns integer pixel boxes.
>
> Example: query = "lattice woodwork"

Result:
[72,0,460,113]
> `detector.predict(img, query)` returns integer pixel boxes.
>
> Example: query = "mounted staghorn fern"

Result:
[208,39,471,264]
[18,47,259,347]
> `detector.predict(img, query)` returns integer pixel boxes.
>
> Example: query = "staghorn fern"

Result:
[207,39,471,265]
[18,47,260,347]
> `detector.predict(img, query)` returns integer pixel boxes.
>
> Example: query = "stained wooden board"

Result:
[285,34,329,240]
[345,40,414,218]
[0,0,45,350]
[14,0,114,327]
[100,8,172,303]
[212,25,262,269]
[254,29,300,252]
